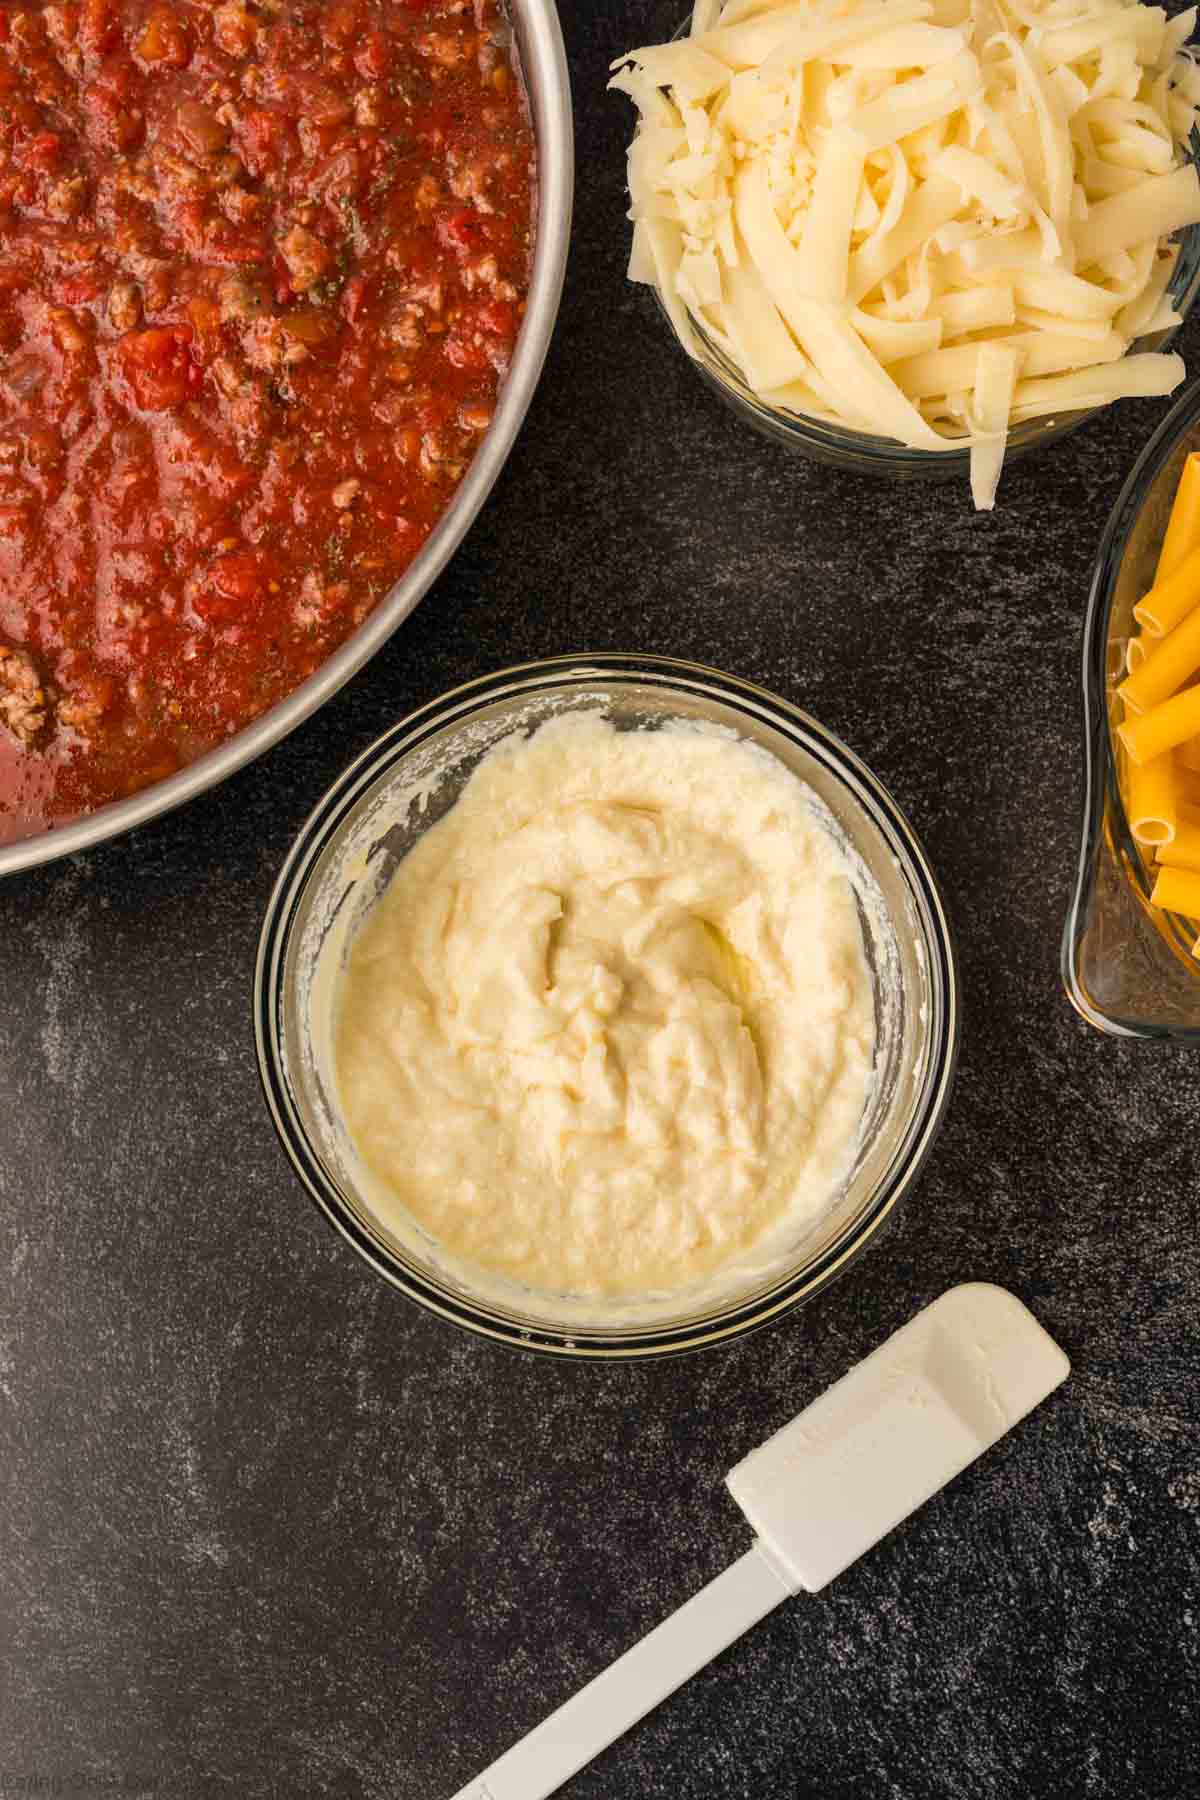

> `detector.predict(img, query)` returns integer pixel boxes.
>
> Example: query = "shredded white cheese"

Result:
[612,0,1200,507]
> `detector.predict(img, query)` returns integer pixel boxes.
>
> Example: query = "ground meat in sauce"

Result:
[0,0,534,843]
[0,639,47,742]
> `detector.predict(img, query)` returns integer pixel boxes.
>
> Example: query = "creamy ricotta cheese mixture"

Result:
[333,712,875,1300]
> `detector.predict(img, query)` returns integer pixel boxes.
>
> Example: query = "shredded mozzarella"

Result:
[612,0,1200,507]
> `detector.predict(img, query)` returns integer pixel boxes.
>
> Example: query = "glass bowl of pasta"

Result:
[615,1,1200,507]
[1063,377,1200,1037]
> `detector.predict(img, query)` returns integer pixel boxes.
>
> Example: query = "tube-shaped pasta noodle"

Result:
[1126,749,1177,844]
[1179,733,1200,775]
[1150,864,1200,916]
[1127,636,1149,674]
[1176,777,1200,814]
[1132,543,1200,637]
[1119,685,1200,764]
[1119,605,1200,711]
[1156,820,1200,870]
[1154,454,1200,586]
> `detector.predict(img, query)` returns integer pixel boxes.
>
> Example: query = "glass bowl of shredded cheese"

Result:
[613,0,1200,508]
[1064,376,1200,1036]
[256,656,959,1358]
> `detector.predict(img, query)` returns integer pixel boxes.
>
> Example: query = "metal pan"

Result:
[0,0,573,878]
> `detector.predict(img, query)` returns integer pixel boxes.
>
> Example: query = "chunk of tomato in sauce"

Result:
[355,29,391,79]
[136,6,192,68]
[56,273,105,306]
[238,109,293,180]
[437,207,488,256]
[194,551,278,624]
[116,326,202,412]
[81,0,124,58]
[18,133,64,172]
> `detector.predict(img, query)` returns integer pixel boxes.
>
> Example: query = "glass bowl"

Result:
[1064,379,1200,1037]
[646,16,1200,479]
[255,655,959,1358]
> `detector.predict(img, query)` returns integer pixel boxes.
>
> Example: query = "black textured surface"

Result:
[2,5,1199,1797]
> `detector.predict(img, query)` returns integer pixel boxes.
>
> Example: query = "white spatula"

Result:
[450,1283,1069,1800]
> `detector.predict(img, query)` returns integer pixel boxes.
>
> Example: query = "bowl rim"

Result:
[0,0,574,879]
[254,653,961,1359]
[1062,375,1200,1038]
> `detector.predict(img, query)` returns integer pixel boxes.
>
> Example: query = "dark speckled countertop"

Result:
[2,6,1199,1797]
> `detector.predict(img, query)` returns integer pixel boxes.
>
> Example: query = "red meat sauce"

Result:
[0,0,534,844]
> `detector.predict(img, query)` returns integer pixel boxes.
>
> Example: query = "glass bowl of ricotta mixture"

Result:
[255,655,959,1358]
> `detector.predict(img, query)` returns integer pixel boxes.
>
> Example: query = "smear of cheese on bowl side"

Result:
[612,0,1200,508]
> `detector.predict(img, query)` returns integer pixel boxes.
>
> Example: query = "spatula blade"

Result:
[726,1282,1070,1594]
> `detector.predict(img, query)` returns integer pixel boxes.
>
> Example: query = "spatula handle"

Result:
[449,1543,793,1800]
